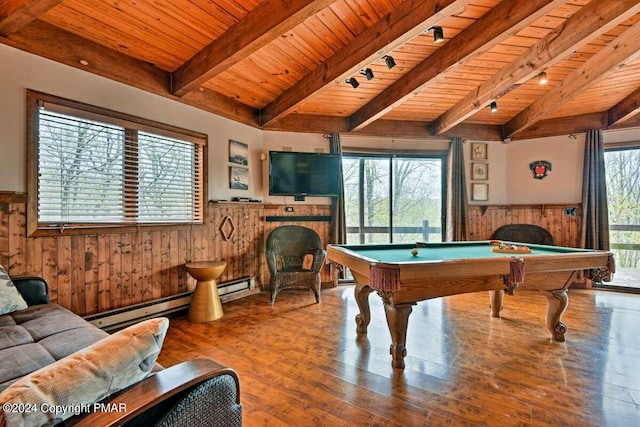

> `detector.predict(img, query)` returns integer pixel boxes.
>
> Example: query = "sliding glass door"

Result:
[603,147,640,290]
[342,154,445,244]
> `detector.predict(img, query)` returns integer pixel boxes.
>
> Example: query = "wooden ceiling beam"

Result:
[609,110,640,130]
[347,0,566,132]
[264,115,348,134]
[258,0,472,127]
[433,0,640,135]
[607,86,640,127]
[263,114,503,140]
[504,20,640,138]
[510,113,608,141]
[1,20,257,126]
[356,120,502,141]
[171,0,337,97]
[0,0,63,36]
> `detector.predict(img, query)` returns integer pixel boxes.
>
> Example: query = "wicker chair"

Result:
[491,224,554,245]
[266,225,327,304]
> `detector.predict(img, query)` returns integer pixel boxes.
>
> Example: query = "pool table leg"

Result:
[384,303,414,369]
[489,289,504,318]
[354,284,374,335]
[541,289,569,342]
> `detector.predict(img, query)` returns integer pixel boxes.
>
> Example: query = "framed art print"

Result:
[229,166,249,190]
[471,143,488,160]
[471,183,488,201]
[229,140,249,166]
[471,163,488,180]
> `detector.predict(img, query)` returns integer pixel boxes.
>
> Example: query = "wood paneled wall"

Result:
[0,198,332,317]
[0,195,579,317]
[467,204,582,248]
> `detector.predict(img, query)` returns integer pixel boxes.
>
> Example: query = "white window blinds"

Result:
[35,101,204,228]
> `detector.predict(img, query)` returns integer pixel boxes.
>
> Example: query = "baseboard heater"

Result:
[86,277,258,331]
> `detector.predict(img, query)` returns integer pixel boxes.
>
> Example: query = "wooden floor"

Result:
[158,286,640,426]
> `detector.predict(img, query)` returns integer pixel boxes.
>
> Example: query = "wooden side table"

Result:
[185,261,227,323]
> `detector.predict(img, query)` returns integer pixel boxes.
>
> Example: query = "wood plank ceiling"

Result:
[2,0,640,141]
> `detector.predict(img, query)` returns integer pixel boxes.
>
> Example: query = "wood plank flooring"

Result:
[157,286,640,426]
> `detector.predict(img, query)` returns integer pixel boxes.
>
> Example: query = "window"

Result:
[603,145,640,290]
[27,90,206,236]
[343,153,446,244]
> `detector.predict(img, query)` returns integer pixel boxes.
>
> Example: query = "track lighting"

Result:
[538,71,548,85]
[359,68,374,80]
[428,26,444,43]
[344,77,359,88]
[490,101,498,113]
[383,55,396,69]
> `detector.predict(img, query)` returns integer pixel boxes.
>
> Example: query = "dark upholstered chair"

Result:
[491,224,554,245]
[266,225,327,304]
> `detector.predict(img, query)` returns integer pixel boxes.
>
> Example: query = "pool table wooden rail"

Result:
[327,242,614,369]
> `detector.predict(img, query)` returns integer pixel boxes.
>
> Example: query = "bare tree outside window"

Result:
[28,91,205,235]
[343,154,444,244]
[38,111,124,222]
[605,149,640,271]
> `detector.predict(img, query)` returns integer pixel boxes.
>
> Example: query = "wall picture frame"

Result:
[471,143,488,160]
[471,163,488,180]
[229,140,249,166]
[471,183,488,201]
[229,166,249,190]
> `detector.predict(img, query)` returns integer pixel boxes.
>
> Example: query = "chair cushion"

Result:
[0,317,169,427]
[0,265,27,315]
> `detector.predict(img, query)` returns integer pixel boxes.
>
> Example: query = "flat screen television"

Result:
[269,151,340,197]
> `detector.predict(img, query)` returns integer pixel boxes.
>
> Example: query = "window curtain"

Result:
[580,129,610,251]
[329,132,346,284]
[446,137,468,241]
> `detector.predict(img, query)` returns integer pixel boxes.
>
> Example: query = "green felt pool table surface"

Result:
[340,241,590,264]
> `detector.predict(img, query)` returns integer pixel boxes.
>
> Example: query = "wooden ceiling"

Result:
[3,0,640,141]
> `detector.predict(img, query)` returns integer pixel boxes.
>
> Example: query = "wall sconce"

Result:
[359,68,374,80]
[383,55,396,69]
[344,77,360,88]
[490,101,498,113]
[538,71,548,85]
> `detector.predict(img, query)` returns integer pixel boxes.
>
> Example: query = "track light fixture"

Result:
[360,68,374,80]
[538,71,548,85]
[383,55,396,69]
[490,101,498,113]
[428,26,445,43]
[344,77,360,88]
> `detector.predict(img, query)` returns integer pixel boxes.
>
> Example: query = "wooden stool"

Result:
[185,261,227,323]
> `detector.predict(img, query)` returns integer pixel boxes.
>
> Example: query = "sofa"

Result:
[0,269,242,427]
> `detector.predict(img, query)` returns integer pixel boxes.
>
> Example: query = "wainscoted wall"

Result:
[0,194,332,317]
[467,204,582,248]
[1,193,580,317]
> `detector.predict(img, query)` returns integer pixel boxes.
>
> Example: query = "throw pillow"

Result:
[0,317,169,427]
[0,264,28,315]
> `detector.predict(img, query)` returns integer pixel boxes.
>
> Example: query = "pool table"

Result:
[327,241,614,369]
